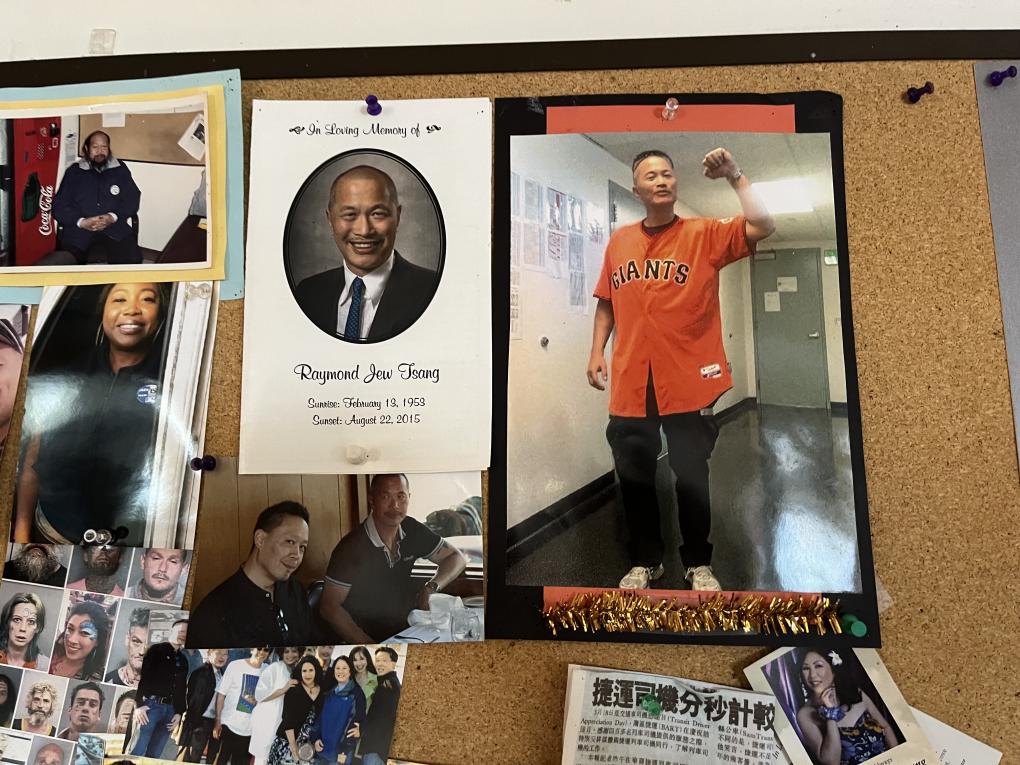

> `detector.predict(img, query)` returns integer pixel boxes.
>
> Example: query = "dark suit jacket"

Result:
[180,662,218,746]
[293,251,439,341]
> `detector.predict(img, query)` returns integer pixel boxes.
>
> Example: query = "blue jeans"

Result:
[130,699,176,758]
[361,754,386,765]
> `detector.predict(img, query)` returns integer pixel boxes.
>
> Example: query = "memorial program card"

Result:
[240,99,492,474]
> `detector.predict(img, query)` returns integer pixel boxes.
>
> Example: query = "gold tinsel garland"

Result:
[542,592,843,637]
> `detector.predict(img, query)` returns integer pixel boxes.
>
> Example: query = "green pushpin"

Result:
[841,613,868,638]
[639,694,662,717]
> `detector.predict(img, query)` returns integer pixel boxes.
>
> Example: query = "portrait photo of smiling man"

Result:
[284,152,445,344]
[186,502,321,648]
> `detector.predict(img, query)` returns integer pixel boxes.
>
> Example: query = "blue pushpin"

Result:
[989,66,1018,87]
[366,95,382,116]
[190,455,217,472]
[905,81,934,104]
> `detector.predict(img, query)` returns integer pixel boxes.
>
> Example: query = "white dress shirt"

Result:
[335,253,395,339]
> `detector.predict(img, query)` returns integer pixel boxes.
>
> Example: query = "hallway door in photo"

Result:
[751,247,830,408]
[608,180,645,233]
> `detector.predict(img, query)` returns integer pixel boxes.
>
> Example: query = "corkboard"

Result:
[1,59,1017,763]
[79,110,205,165]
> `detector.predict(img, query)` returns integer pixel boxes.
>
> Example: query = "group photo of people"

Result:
[503,124,865,596]
[0,95,212,272]
[10,280,215,549]
[113,639,406,765]
[188,470,484,648]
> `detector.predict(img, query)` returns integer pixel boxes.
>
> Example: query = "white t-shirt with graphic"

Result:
[218,658,263,736]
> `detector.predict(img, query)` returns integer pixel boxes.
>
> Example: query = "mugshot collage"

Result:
[0,68,929,765]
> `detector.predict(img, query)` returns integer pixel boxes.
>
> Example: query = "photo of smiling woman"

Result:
[13,282,168,547]
[755,647,905,765]
[50,593,116,682]
[11,281,214,548]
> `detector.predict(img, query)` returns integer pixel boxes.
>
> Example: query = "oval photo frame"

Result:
[283,148,447,344]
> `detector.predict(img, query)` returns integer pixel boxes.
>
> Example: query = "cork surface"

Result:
[1,60,1018,763]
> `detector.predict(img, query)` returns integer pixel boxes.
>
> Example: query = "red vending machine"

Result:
[12,116,62,266]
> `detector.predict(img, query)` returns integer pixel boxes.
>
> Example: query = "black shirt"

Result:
[187,569,318,649]
[277,685,323,737]
[324,516,443,641]
[360,671,401,756]
[137,642,188,714]
[28,348,162,545]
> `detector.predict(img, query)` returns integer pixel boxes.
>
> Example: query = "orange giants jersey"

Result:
[593,215,754,417]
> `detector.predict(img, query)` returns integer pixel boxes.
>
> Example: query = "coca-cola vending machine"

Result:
[12,116,62,266]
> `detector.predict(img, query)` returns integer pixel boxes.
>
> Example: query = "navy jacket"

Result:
[293,251,439,342]
[53,158,141,250]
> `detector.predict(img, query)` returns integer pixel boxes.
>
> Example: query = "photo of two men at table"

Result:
[187,469,484,648]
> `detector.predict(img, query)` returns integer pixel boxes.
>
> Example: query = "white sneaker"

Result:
[685,565,722,591]
[619,564,665,589]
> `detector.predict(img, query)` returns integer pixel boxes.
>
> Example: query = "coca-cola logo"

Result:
[38,185,54,236]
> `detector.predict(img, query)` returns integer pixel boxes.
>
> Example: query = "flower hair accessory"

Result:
[828,650,843,666]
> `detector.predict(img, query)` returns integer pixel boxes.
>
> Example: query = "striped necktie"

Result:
[344,276,366,340]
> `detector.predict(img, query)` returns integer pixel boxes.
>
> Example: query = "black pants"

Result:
[65,231,141,265]
[186,717,222,763]
[607,373,719,569]
[215,725,251,765]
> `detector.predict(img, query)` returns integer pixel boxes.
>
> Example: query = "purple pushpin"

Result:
[905,81,935,103]
[189,455,217,471]
[366,95,382,116]
[989,66,1018,87]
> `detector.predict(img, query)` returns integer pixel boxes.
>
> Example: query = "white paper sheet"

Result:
[239,98,492,473]
[912,708,1001,765]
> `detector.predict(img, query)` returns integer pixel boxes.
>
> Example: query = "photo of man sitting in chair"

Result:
[0,101,210,271]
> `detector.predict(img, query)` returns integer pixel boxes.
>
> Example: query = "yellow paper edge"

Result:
[0,85,227,286]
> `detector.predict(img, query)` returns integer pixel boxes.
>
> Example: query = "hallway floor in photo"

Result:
[506,404,862,593]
